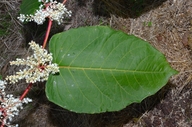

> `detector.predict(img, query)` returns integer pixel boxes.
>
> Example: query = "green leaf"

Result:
[20,0,41,15]
[46,26,178,113]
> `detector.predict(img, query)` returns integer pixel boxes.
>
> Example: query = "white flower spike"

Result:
[17,0,72,25]
[6,41,59,84]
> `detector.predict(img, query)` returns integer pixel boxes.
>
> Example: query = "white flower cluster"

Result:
[0,80,32,127]
[18,0,72,25]
[6,41,59,84]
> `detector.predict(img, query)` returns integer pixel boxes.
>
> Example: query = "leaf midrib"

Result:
[59,66,165,73]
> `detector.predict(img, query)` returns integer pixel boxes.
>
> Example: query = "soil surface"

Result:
[0,0,192,127]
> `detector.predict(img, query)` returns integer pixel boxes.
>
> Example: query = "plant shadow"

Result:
[48,83,174,127]
[92,0,167,18]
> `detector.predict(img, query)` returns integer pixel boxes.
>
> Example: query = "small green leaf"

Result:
[46,26,178,113]
[20,0,41,15]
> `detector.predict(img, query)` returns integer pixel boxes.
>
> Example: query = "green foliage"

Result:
[143,21,152,27]
[0,14,11,37]
[20,0,41,15]
[46,26,178,113]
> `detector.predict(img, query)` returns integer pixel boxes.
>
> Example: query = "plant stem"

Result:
[19,83,33,100]
[19,20,52,101]
[63,0,67,4]
[43,19,52,49]
[18,0,67,104]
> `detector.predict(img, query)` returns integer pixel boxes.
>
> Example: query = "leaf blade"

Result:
[20,0,41,15]
[46,26,178,113]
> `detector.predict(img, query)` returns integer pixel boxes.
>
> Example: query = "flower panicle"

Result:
[0,80,32,127]
[6,41,59,84]
[18,0,72,25]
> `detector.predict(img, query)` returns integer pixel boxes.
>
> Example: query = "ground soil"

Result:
[0,0,192,127]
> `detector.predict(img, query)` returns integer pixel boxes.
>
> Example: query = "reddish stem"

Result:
[18,0,67,107]
[43,19,52,49]
[1,110,6,127]
[19,83,33,100]
[63,0,67,4]
[18,11,53,103]
[19,20,52,101]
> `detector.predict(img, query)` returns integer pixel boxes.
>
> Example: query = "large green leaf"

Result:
[46,26,178,113]
[20,0,41,15]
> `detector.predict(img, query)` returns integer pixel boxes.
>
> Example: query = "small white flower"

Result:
[0,80,6,90]
[6,41,59,84]
[33,10,49,25]
[17,14,26,22]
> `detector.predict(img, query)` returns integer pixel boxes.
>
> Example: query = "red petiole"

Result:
[19,83,33,100]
